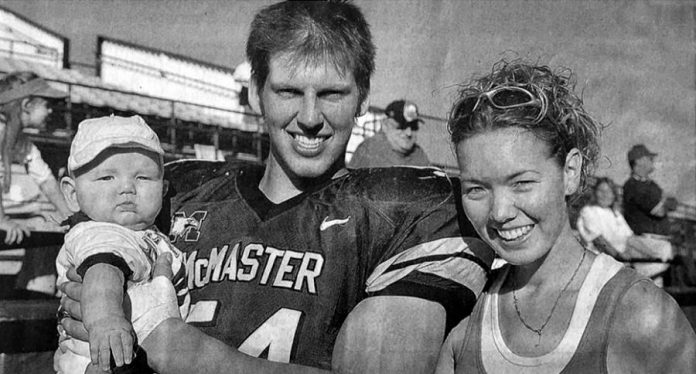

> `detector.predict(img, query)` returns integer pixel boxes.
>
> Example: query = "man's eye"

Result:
[320,91,344,101]
[97,176,114,181]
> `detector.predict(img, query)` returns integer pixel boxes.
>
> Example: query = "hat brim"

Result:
[0,78,67,104]
[34,85,68,99]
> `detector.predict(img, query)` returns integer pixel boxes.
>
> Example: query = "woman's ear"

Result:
[20,97,32,113]
[60,176,81,213]
[563,148,583,196]
[162,179,170,198]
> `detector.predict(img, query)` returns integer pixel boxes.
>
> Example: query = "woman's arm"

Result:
[0,194,31,244]
[38,176,71,219]
[434,316,470,374]
[591,236,627,260]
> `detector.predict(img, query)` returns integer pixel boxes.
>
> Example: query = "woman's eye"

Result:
[277,89,299,98]
[463,186,486,199]
[97,176,113,181]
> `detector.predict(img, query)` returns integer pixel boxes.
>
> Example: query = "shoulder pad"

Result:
[344,166,457,202]
[164,159,255,196]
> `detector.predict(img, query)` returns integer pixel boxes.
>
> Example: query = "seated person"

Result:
[577,177,672,285]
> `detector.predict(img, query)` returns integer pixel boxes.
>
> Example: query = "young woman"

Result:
[436,60,695,373]
[0,71,71,295]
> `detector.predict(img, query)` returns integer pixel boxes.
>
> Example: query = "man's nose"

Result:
[297,96,323,132]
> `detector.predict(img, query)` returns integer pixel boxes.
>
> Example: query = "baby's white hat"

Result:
[68,115,164,172]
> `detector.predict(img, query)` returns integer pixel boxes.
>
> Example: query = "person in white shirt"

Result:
[576,176,672,284]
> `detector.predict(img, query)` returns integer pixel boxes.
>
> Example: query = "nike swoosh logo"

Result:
[320,216,351,231]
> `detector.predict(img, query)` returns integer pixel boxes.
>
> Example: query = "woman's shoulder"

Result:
[609,278,696,370]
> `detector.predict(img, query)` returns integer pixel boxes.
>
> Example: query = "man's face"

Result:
[636,155,655,175]
[250,53,368,181]
[384,118,418,154]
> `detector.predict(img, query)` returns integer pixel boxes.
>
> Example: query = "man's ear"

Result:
[357,93,370,117]
[248,76,263,115]
[60,176,81,213]
[563,148,583,196]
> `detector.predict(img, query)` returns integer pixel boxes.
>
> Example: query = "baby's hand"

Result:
[87,315,135,372]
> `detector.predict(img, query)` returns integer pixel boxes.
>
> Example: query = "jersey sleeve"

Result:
[62,221,153,282]
[360,168,494,330]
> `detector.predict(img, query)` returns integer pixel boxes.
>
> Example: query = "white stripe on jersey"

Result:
[186,300,219,323]
[365,237,491,295]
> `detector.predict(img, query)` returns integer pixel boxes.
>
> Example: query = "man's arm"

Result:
[143,295,448,374]
[332,296,446,374]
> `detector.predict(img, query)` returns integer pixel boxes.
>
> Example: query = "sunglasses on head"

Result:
[458,85,547,123]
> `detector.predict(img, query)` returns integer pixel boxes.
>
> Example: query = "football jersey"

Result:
[164,160,493,370]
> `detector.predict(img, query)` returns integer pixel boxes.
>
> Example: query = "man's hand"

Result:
[87,315,135,371]
[0,218,31,244]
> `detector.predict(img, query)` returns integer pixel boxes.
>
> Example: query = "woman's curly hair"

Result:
[448,59,603,200]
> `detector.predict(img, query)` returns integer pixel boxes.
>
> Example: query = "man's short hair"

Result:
[246,0,375,106]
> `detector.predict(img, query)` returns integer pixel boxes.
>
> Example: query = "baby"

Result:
[54,115,188,373]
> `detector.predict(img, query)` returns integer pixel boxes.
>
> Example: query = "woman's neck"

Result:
[511,224,586,291]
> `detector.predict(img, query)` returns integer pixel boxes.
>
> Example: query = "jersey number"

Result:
[238,308,303,363]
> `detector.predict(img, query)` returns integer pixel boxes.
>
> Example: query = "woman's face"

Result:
[21,97,52,129]
[456,127,580,265]
[595,181,615,208]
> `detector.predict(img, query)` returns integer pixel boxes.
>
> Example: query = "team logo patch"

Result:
[170,211,208,242]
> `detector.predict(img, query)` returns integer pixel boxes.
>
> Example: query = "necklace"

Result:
[511,249,586,346]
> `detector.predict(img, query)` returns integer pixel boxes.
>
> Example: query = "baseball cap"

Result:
[0,77,67,104]
[384,100,423,129]
[68,115,164,172]
[627,144,657,163]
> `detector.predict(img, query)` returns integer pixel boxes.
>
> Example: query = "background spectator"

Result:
[622,143,678,236]
[577,176,672,285]
[349,99,430,168]
[0,71,71,296]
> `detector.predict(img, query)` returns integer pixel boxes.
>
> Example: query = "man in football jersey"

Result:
[59,1,493,373]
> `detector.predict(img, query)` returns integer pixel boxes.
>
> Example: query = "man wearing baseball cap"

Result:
[55,115,188,373]
[349,99,430,168]
[622,143,677,236]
